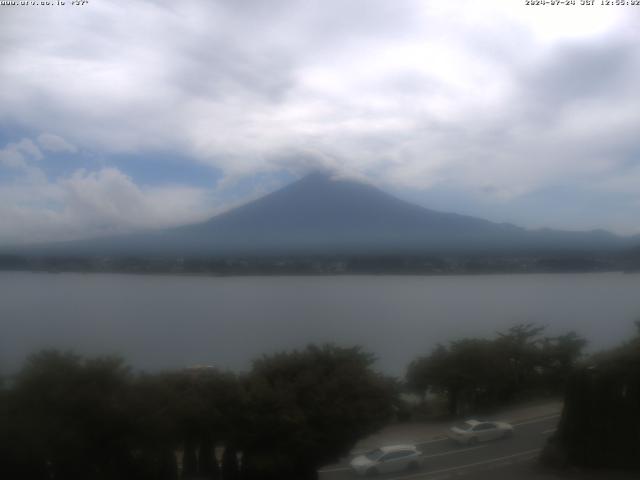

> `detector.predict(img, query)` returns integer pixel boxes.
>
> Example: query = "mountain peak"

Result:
[177,170,511,254]
[32,172,632,257]
[298,170,335,182]
[291,170,367,189]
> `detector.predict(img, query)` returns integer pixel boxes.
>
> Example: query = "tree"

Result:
[406,344,447,401]
[495,323,546,396]
[5,350,247,480]
[127,373,182,480]
[7,350,136,480]
[152,367,241,479]
[4,345,396,480]
[407,339,510,416]
[238,344,396,480]
[406,324,587,417]
[188,367,240,480]
[221,445,240,480]
[541,323,640,470]
[539,331,587,393]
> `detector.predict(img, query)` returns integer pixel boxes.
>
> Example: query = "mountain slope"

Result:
[13,172,638,256]
[173,172,527,254]
[154,172,635,255]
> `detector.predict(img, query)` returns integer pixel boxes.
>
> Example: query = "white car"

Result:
[448,419,514,446]
[350,444,422,476]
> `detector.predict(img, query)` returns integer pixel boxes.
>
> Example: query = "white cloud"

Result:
[0,139,215,245]
[59,168,205,230]
[0,139,46,184]
[0,139,43,167]
[37,133,78,153]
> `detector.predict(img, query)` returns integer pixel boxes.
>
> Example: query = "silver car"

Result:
[350,444,423,476]
[448,419,514,446]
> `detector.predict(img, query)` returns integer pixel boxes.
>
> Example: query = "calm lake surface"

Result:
[1,271,639,376]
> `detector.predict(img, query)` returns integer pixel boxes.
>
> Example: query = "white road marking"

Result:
[541,428,556,435]
[383,448,541,480]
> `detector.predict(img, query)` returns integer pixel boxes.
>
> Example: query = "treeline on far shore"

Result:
[1,322,639,480]
[1,250,640,275]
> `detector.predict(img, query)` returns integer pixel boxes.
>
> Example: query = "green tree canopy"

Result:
[6,350,136,480]
[542,323,640,470]
[239,344,396,480]
[406,323,587,416]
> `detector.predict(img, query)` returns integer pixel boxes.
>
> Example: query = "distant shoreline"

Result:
[1,266,637,278]
[2,250,639,277]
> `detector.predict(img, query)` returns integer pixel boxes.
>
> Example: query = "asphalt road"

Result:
[318,413,560,480]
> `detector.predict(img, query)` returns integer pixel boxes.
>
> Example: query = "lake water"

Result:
[1,271,639,376]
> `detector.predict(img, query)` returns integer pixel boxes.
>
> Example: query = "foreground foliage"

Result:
[406,323,586,416]
[541,322,640,471]
[240,345,394,479]
[1,345,394,480]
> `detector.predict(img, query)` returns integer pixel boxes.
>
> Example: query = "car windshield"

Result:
[365,449,384,461]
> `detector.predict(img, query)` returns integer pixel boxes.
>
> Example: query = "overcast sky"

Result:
[1,0,639,245]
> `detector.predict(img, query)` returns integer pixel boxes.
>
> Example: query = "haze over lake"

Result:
[2,271,639,376]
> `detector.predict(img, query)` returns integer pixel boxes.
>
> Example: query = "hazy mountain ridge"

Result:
[166,172,638,255]
[5,172,639,257]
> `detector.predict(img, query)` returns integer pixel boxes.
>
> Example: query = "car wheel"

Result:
[468,437,478,446]
[365,467,379,477]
